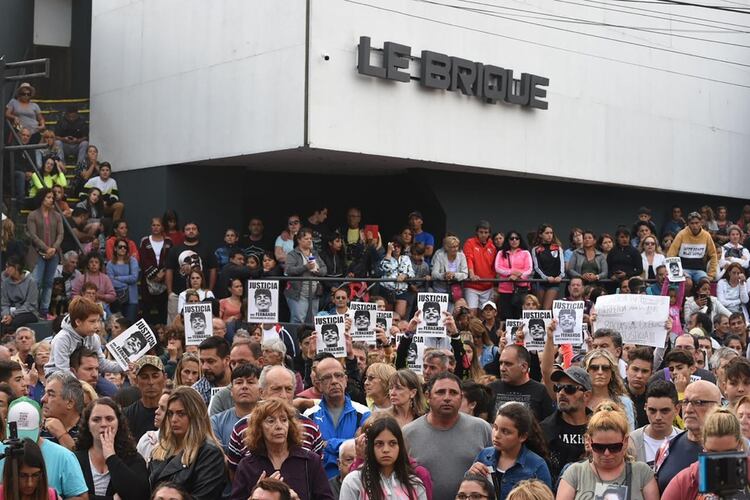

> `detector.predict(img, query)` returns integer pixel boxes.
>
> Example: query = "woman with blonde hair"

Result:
[583,349,636,431]
[364,362,397,411]
[639,234,665,281]
[231,398,332,500]
[507,479,554,500]
[556,401,658,500]
[387,369,426,427]
[662,408,748,500]
[733,394,750,440]
[173,352,201,387]
[431,235,468,299]
[149,386,226,499]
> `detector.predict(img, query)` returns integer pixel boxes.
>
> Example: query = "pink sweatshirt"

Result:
[494,249,533,294]
[661,280,686,335]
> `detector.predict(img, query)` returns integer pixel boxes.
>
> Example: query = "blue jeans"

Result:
[32,253,59,315]
[286,296,319,324]
[684,269,708,283]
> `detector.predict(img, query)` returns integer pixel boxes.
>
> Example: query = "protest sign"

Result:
[247,280,279,322]
[416,293,449,337]
[375,311,393,346]
[349,302,378,343]
[522,310,552,351]
[106,319,158,370]
[184,302,214,346]
[315,314,347,357]
[594,294,670,347]
[407,336,425,373]
[552,300,585,345]
[665,257,686,282]
[505,319,524,345]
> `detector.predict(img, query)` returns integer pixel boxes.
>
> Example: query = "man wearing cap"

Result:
[409,211,434,261]
[54,105,89,165]
[40,371,84,451]
[480,301,500,345]
[667,211,718,292]
[2,397,88,499]
[541,366,592,484]
[463,221,497,315]
[123,355,167,441]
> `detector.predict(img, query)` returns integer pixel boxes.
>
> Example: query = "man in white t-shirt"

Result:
[628,379,681,467]
[83,161,125,220]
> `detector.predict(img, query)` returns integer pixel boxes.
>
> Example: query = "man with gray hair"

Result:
[40,371,84,451]
[54,250,82,296]
[225,365,323,475]
[329,439,356,497]
[711,346,740,397]
[261,338,287,367]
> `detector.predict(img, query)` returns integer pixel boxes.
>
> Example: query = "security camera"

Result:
[322,53,330,61]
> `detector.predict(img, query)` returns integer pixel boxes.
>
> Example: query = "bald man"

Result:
[655,380,722,492]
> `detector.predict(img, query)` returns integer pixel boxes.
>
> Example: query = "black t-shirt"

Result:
[123,399,157,441]
[627,385,648,429]
[306,221,331,254]
[167,241,218,295]
[40,418,80,446]
[541,410,589,483]
[241,234,274,259]
[488,379,554,423]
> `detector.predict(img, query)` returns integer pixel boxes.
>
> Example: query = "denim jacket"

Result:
[474,444,552,500]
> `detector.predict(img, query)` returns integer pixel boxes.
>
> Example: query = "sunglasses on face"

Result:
[588,364,611,372]
[508,236,520,241]
[553,384,585,395]
[117,246,128,250]
[591,442,624,454]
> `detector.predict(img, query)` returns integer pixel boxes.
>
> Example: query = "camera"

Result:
[699,451,748,496]
[322,53,330,61]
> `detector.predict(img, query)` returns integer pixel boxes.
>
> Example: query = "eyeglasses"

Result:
[288,220,300,225]
[456,494,489,500]
[553,384,585,395]
[590,442,624,454]
[644,241,656,246]
[19,471,42,480]
[588,364,611,372]
[679,399,719,408]
[319,372,346,383]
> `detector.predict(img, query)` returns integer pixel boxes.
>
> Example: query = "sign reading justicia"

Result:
[357,36,549,110]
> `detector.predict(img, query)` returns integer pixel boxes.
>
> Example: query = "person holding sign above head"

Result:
[494,230,533,321]
[44,296,123,377]
[667,211,719,294]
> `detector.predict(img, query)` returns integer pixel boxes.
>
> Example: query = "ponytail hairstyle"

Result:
[361,416,420,500]
[586,401,630,460]
[703,407,745,451]
[496,402,549,460]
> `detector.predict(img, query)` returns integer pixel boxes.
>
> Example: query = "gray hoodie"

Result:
[44,314,123,376]
[1,271,39,319]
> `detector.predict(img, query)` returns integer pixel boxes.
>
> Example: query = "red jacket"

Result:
[662,460,750,500]
[463,236,497,291]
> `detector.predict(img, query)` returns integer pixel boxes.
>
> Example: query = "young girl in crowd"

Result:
[340,416,427,500]
[468,402,552,500]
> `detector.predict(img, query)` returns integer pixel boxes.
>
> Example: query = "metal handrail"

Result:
[261,276,655,284]
[4,118,84,253]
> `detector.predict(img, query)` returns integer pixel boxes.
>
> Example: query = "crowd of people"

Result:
[5,88,750,498]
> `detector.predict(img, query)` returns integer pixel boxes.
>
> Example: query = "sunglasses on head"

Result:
[553,384,585,395]
[591,442,624,454]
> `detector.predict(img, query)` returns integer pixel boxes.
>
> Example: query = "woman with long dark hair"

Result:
[494,230,532,320]
[107,237,140,322]
[684,277,731,324]
[0,438,56,499]
[75,397,150,500]
[531,224,565,310]
[26,187,63,319]
[340,416,426,500]
[468,402,551,500]
[71,252,116,305]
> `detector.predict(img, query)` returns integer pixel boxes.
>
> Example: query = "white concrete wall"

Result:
[307,0,750,198]
[89,0,307,171]
[34,0,72,47]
